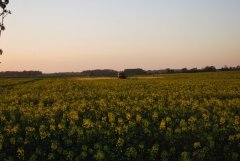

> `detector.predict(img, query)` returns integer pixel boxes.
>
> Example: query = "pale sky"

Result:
[0,0,240,72]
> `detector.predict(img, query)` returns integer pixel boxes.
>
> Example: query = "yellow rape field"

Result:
[0,72,239,161]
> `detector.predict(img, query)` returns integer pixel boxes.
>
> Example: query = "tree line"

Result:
[0,71,42,77]
[0,65,239,77]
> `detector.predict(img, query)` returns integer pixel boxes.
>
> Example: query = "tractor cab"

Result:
[118,71,127,79]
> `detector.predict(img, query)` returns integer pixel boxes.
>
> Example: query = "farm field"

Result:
[0,72,240,161]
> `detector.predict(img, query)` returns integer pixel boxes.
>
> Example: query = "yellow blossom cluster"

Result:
[0,72,239,161]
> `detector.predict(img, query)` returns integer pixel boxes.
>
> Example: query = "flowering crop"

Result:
[0,72,239,161]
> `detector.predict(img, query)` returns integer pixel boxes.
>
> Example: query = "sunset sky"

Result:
[0,0,240,73]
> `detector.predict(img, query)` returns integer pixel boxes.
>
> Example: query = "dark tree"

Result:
[0,0,11,34]
[165,68,174,73]
[0,0,9,9]
[0,0,11,62]
[236,66,240,71]
[189,68,198,73]
[181,68,188,73]
[80,69,118,77]
[220,65,229,71]
[202,66,217,72]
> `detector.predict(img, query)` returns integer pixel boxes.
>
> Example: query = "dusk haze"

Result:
[0,0,239,72]
[0,1,240,161]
